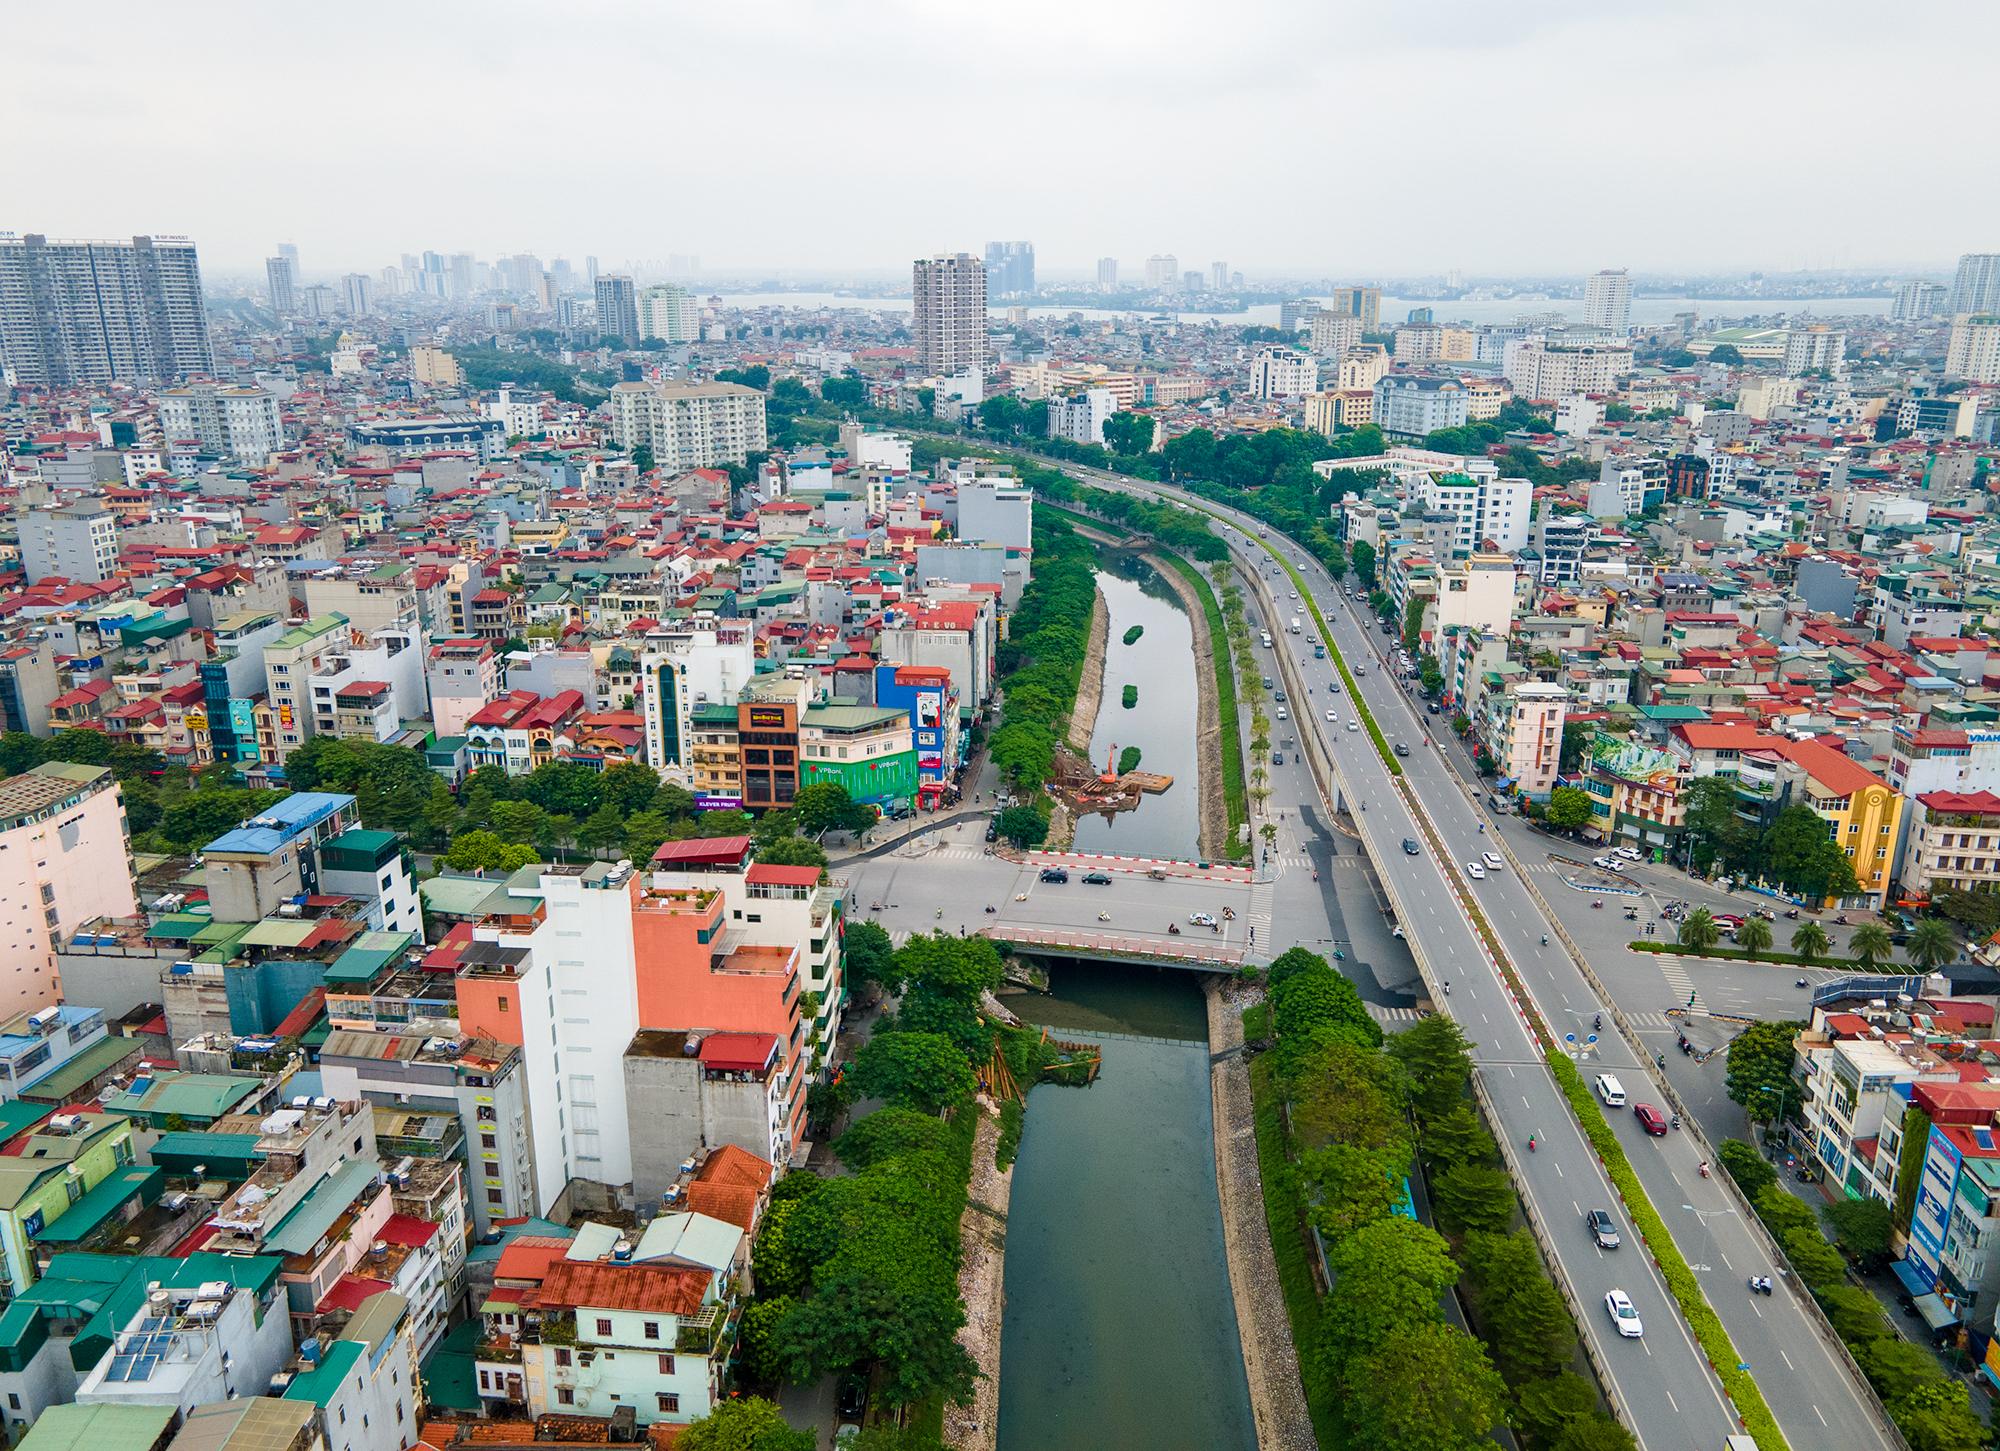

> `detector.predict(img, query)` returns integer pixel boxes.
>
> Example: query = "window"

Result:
[486,1187,504,1204]
[497,995,509,1012]
[596,1318,613,1336]
[643,1321,659,1341]
[555,1348,571,1367]
[656,1395,680,1415]
[557,1389,574,1406]
[657,1354,675,1375]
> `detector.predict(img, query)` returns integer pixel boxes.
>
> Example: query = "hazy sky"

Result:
[9,0,1996,281]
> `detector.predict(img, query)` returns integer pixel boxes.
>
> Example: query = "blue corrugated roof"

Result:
[202,792,353,856]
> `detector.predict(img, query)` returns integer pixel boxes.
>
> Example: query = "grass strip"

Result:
[1157,550,1251,859]
[1628,940,1903,973]
[1249,1054,1343,1449]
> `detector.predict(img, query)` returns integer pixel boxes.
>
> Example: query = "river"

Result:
[716,289,1894,328]
[1071,562,1200,860]
[997,962,1255,1451]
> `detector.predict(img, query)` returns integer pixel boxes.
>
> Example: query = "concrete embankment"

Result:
[1205,979,1317,1451]
[945,1103,1015,1451]
[1066,584,1109,756]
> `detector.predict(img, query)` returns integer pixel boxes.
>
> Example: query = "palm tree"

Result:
[1791,920,1831,963]
[1907,918,1958,972]
[1251,731,1270,757]
[1849,923,1893,971]
[1678,907,1720,952]
[1259,821,1278,848]
[1250,765,1268,792]
[1735,917,1773,959]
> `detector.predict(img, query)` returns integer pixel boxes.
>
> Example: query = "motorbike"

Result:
[1796,977,1809,988]
[1097,912,1111,922]
[1747,1276,1773,1296]
[1698,1161,1710,1179]
[1591,900,1603,910]
[1785,907,1800,919]
[1167,923,1180,935]
[1540,934,1549,946]
[1527,1136,1537,1153]
[983,905,997,914]
[1593,1014,1602,1031]
[1834,914,1852,926]
[1671,1114,1681,1130]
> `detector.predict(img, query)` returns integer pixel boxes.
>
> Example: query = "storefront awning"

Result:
[1914,1292,1960,1332]
[1893,1257,1935,1297]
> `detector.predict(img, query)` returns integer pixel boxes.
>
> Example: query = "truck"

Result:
[1289,617,1302,635]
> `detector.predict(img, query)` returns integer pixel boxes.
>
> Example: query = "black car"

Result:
[1402,838,1421,856]
[1081,871,1113,885]
[1393,742,1410,757]
[1271,752,1284,765]
[1038,867,1069,883]
[836,1374,868,1421]
[1586,1208,1621,1250]
[984,822,999,842]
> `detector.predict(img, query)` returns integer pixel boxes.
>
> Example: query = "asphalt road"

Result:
[1068,466,1894,1451]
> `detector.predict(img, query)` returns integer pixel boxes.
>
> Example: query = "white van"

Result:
[1594,1074,1627,1108]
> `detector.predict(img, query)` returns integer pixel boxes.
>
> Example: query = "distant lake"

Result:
[714,291,1895,328]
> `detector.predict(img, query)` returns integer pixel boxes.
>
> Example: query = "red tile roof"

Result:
[536,1259,709,1317]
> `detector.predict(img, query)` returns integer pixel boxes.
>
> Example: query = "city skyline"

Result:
[8,1,1998,275]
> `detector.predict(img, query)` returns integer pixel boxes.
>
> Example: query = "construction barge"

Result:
[1056,742,1174,816]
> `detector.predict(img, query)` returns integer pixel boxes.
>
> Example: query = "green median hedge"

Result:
[1550,1055,1788,1451]
[1628,940,1901,974]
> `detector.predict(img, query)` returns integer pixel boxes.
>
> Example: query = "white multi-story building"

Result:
[1421,470,1530,555]
[0,234,212,385]
[1504,340,1632,402]
[1336,344,1391,392]
[608,381,768,468]
[1893,280,1947,320]
[425,638,499,740]
[1308,311,1362,356]
[1782,325,1846,377]
[1946,316,2000,384]
[17,503,118,584]
[1436,552,1519,636]
[911,253,987,376]
[1372,375,1468,437]
[262,615,351,762]
[1047,388,1116,445]
[1096,257,1118,290]
[1484,679,1566,801]
[1144,255,1179,290]
[1948,253,2000,317]
[1582,268,1632,333]
[639,284,700,343]
[639,626,757,780]
[1393,324,1443,364]
[159,384,285,463]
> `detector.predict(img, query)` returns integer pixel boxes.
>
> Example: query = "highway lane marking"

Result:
[1815,1407,1827,1426]
[1721,1253,1733,1270]
[1665,1392,1679,1413]
[1554,1161,1563,1178]
[1642,1340,1652,1357]
[1781,1350,1794,1370]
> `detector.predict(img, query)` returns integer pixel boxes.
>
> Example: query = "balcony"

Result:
[675,1302,738,1356]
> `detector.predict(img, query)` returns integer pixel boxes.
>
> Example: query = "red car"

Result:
[1633,1104,1669,1136]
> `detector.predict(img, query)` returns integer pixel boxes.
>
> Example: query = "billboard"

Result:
[696,794,744,811]
[916,690,941,728]
[746,706,788,730]
[1909,1125,1961,1279]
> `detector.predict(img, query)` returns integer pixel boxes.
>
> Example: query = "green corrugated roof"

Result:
[193,920,250,947]
[238,918,318,948]
[146,1131,264,1174]
[282,1338,363,1407]
[327,931,413,982]
[102,1072,261,1121]
[145,914,209,941]
[265,1158,383,1256]
[0,1100,52,1142]
[270,614,349,649]
[17,1404,176,1451]
[35,1166,164,1246]
[17,1036,141,1103]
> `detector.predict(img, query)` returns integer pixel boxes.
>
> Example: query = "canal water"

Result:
[997,962,1255,1451]
[1072,563,1200,861]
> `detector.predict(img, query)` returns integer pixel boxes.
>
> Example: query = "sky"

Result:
[8,0,1998,282]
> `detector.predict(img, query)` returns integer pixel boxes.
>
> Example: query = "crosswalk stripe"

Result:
[1655,957,1706,1015]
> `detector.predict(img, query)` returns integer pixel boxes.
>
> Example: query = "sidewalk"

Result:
[826,750,1000,864]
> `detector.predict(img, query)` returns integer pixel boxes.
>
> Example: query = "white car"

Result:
[1604,1289,1644,1338]
[1347,720,1359,732]
[1325,709,1337,722]
[1466,861,1487,880]
[1188,911,1217,927]
[1593,855,1626,873]
[1481,851,1503,871]
[1615,846,1643,861]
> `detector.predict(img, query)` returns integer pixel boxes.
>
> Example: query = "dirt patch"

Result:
[1146,553,1230,862]
[945,1100,1015,1451]
[1206,979,1317,1451]
[1066,583,1109,755]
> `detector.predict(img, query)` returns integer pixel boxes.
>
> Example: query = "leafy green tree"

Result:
[1544,785,1593,833]
[833,1107,952,1170]
[1300,1141,1410,1241]
[1316,1217,1460,1370]
[993,803,1048,849]
[443,830,537,873]
[1551,1419,1639,1451]
[1271,960,1383,1070]
[1402,596,1425,652]
[1102,411,1155,456]
[1907,917,1957,971]
[1420,1103,1498,1172]
[1760,804,1860,902]
[489,799,547,843]
[847,1427,946,1451]
[674,1396,815,1451]
[1725,1019,1803,1124]
[843,920,896,996]
[1678,906,1720,951]
[1350,539,1377,586]
[1339,1323,1507,1451]
[0,731,45,777]
[848,1032,975,1113]
[1708,344,1745,364]
[520,759,604,818]
[794,781,871,836]
[1559,720,1594,774]
[1717,1138,1776,1199]
[1850,922,1894,970]
[820,375,867,409]
[1681,775,1749,872]
[734,1294,792,1385]
[698,807,755,837]
[1734,915,1773,958]
[1389,1013,1475,1122]
[1822,1197,1895,1270]
[1460,1230,1574,1381]
[1818,1285,1890,1344]
[1431,1161,1516,1235]
[161,786,284,851]
[629,444,656,474]
[1290,1036,1408,1153]
[756,835,830,871]
[1885,1378,1989,1451]
[575,803,626,858]
[1930,887,2000,939]
[1511,1372,1603,1449]
[1791,919,1831,962]
[622,809,677,865]
[45,728,112,765]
